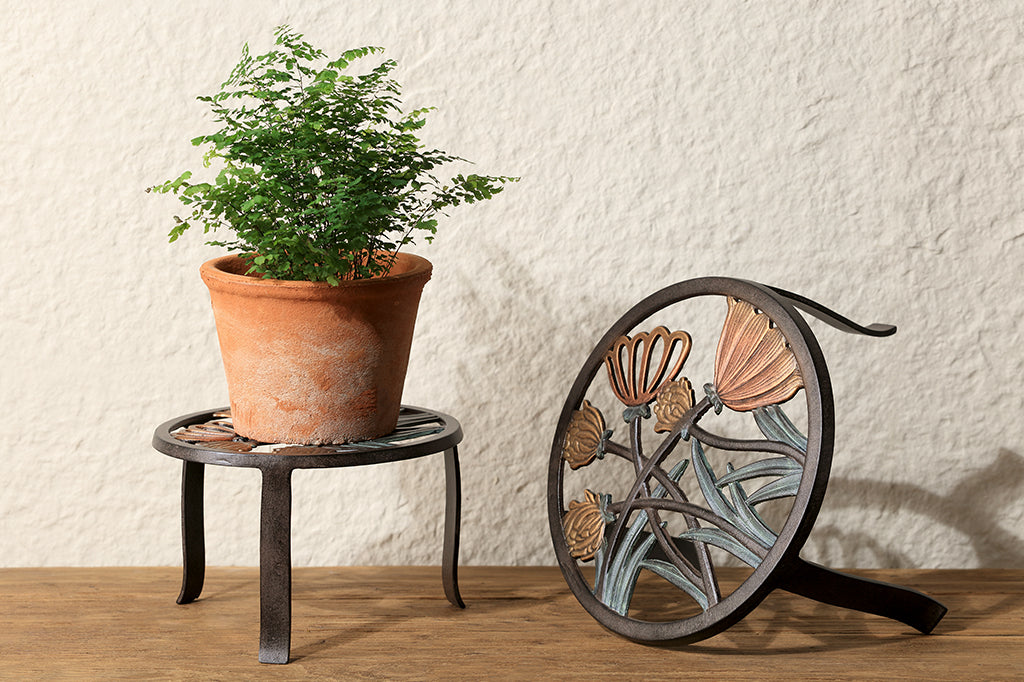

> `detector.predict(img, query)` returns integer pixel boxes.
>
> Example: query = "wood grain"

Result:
[0,567,1020,680]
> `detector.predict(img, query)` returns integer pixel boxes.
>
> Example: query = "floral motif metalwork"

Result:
[653,378,695,433]
[563,490,606,561]
[551,280,947,644]
[604,326,691,407]
[712,297,803,412]
[563,297,809,618]
[562,400,606,469]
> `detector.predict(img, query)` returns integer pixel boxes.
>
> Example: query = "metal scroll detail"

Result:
[559,295,808,617]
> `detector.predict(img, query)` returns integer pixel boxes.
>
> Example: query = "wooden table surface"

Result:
[1,567,1020,680]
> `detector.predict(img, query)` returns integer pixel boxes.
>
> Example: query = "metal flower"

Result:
[712,297,803,412]
[604,326,692,407]
[563,490,607,561]
[652,378,695,433]
[562,400,606,469]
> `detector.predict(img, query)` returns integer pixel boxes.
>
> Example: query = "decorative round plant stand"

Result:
[548,277,947,645]
[153,405,464,664]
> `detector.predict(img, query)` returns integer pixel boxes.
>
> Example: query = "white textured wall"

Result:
[3,1,1022,569]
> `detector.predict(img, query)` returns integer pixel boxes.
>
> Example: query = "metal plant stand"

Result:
[548,277,947,644]
[153,405,464,664]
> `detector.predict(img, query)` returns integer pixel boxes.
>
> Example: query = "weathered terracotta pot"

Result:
[200,252,432,444]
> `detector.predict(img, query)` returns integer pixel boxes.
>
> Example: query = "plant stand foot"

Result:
[259,466,293,664]
[443,446,465,608]
[177,460,205,604]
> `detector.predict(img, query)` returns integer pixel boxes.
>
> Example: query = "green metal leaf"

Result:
[640,559,709,610]
[610,530,658,615]
[746,472,803,506]
[691,439,738,524]
[603,509,649,602]
[677,528,762,568]
[715,457,802,487]
[725,465,776,549]
[753,405,808,453]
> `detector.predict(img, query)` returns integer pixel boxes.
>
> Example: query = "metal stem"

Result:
[687,424,806,466]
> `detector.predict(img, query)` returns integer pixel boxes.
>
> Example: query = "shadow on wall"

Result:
[388,243,579,564]
[811,448,1024,568]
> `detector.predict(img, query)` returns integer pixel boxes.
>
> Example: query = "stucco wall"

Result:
[3,1,1022,569]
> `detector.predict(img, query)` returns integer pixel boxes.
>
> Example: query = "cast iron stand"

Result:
[548,278,948,644]
[153,405,464,664]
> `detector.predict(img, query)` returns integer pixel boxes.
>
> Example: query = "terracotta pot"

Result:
[199,252,432,444]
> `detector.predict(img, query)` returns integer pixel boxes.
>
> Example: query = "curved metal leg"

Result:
[259,466,293,664]
[779,559,948,634]
[766,284,897,337]
[442,446,465,608]
[177,461,205,605]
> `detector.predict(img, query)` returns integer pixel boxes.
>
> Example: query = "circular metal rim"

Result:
[547,277,835,644]
[153,405,463,470]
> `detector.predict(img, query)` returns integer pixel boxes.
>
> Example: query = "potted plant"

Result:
[151,26,515,444]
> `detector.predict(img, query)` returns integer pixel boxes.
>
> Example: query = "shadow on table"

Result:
[683,447,1024,654]
[285,592,547,662]
[280,448,1024,660]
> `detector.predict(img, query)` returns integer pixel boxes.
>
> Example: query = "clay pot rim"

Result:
[200,252,433,298]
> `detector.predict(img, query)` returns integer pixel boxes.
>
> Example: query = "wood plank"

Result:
[0,567,1020,679]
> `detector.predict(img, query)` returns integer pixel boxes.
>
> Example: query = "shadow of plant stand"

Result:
[153,405,464,664]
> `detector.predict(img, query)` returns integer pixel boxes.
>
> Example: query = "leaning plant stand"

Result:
[549,277,947,644]
[153,406,464,664]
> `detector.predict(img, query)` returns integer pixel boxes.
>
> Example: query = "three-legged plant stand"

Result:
[153,405,464,664]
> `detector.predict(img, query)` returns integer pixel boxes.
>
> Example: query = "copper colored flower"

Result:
[562,400,606,470]
[564,490,606,561]
[604,326,691,407]
[652,378,695,433]
[713,297,803,412]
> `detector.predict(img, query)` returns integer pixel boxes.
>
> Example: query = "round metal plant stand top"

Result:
[154,405,463,469]
[547,276,946,645]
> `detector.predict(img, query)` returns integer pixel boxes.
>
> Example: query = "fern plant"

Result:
[150,26,515,283]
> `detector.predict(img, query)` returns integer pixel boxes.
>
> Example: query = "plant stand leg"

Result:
[259,466,293,664]
[778,559,948,634]
[177,460,205,605]
[442,446,465,608]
